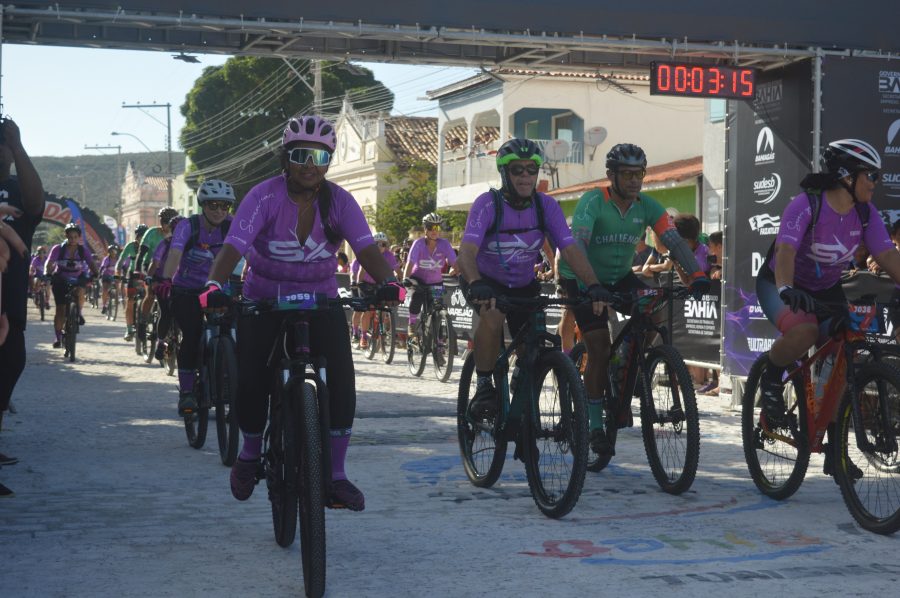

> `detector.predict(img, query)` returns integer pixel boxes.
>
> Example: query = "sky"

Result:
[0,44,476,158]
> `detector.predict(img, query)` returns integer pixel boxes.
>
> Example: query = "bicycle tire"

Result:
[298,382,326,597]
[407,323,427,377]
[639,345,700,494]
[834,362,900,534]
[381,310,396,365]
[521,350,589,518]
[269,382,299,548]
[185,367,209,449]
[364,312,378,360]
[38,290,46,321]
[133,300,144,355]
[741,353,809,500]
[143,302,160,364]
[456,351,508,487]
[214,334,241,466]
[433,310,456,383]
[108,289,118,321]
[569,343,618,473]
[65,300,78,362]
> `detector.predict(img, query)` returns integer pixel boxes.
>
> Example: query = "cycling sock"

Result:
[127,324,134,334]
[587,395,605,431]
[239,433,262,461]
[330,429,352,481]
[177,370,195,393]
[55,329,62,342]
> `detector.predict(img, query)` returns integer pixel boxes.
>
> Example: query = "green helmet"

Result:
[495,138,544,169]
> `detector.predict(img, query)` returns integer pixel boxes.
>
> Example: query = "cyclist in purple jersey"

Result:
[457,138,608,418]
[28,245,47,306]
[200,115,403,511]
[98,244,119,315]
[44,222,97,347]
[357,232,401,348]
[403,213,458,336]
[757,140,900,464]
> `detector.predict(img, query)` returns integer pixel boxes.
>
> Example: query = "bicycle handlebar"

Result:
[235,293,378,317]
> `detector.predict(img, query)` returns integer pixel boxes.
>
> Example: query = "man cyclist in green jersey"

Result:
[558,143,709,458]
[116,223,147,341]
[135,207,178,344]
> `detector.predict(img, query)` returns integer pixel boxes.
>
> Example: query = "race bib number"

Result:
[848,303,884,334]
[277,292,325,311]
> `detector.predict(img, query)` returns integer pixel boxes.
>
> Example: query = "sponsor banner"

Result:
[41,193,115,257]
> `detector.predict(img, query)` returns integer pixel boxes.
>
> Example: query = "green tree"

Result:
[374,161,436,244]
[180,57,392,201]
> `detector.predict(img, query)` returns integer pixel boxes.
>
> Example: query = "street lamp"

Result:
[111,131,153,153]
[121,102,173,207]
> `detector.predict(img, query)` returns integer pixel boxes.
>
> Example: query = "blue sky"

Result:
[0,45,474,158]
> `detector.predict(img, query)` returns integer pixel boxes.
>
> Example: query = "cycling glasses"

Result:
[202,201,231,211]
[287,147,332,167]
[864,171,880,183]
[508,164,540,176]
[616,169,646,181]
[425,224,441,231]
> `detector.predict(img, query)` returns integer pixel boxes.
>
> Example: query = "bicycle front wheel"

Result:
[143,302,160,364]
[381,310,396,364]
[214,335,241,466]
[522,350,589,518]
[39,290,46,321]
[457,351,507,487]
[639,345,700,494]
[184,365,209,450]
[65,301,78,362]
[433,310,456,383]
[834,362,900,534]
[407,325,427,377]
[364,312,378,360]
[109,290,118,321]
[298,383,326,597]
[741,353,809,500]
[269,383,299,548]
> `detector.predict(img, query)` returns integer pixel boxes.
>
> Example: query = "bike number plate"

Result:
[277,292,326,311]
[848,303,884,333]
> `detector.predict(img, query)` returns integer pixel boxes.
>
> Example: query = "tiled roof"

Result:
[143,176,169,192]
[551,156,703,197]
[383,116,439,167]
[443,125,501,152]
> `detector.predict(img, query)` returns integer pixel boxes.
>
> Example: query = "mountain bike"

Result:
[457,294,589,518]
[60,279,86,363]
[104,276,119,321]
[88,278,100,309]
[742,298,900,534]
[131,278,147,356]
[162,319,180,376]
[235,293,373,598]
[364,305,397,364]
[35,277,49,321]
[406,279,457,382]
[143,298,161,364]
[569,285,700,494]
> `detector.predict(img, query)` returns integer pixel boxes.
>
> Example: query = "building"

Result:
[119,161,168,234]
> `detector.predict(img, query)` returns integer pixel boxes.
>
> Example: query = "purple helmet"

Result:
[282,116,337,152]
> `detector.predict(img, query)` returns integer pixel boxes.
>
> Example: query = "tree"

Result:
[180,57,392,201]
[375,161,436,244]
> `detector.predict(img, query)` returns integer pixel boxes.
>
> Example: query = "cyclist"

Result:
[403,213,458,342]
[116,223,148,341]
[456,138,607,418]
[558,143,709,457]
[354,232,401,349]
[200,115,402,511]
[98,244,119,315]
[150,213,183,361]
[29,245,48,308]
[135,207,178,346]
[161,183,233,414]
[756,139,900,473]
[44,222,97,348]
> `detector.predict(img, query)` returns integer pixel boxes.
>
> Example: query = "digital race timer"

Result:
[650,61,756,99]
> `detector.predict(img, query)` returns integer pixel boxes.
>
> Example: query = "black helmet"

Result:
[158,207,179,224]
[495,138,544,170]
[606,143,648,170]
[822,139,881,178]
[135,223,148,237]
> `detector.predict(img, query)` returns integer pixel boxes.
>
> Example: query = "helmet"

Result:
[496,138,544,169]
[606,143,648,170]
[422,212,444,227]
[282,116,337,152]
[64,222,80,233]
[158,207,179,224]
[197,179,236,204]
[107,244,119,253]
[823,139,882,177]
[135,223,148,237]
[373,232,388,243]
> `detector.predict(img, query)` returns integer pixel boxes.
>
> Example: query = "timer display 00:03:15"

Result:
[650,61,756,99]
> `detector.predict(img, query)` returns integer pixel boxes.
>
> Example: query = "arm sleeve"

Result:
[136,243,150,272]
[659,229,705,280]
[461,193,496,247]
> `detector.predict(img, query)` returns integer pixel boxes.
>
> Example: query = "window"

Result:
[525,120,540,139]
[553,112,574,142]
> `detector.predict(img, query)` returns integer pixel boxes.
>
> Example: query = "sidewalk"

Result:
[1,304,898,597]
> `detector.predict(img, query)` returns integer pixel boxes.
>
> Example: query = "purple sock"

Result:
[239,433,262,461]
[177,370,195,394]
[55,329,62,342]
[330,431,351,481]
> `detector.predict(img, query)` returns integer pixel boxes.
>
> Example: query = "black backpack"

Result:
[184,214,232,252]
[485,188,546,235]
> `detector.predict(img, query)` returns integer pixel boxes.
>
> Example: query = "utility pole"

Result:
[313,60,323,113]
[121,102,173,207]
[85,144,122,223]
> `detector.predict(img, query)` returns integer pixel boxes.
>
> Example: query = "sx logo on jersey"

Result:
[748,213,780,235]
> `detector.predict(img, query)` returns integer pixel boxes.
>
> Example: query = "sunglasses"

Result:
[425,224,441,231]
[203,201,231,211]
[287,147,332,167]
[864,171,880,183]
[377,242,388,248]
[508,164,540,176]
[617,169,646,181]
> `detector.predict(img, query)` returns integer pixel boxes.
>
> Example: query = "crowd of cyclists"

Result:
[22,112,900,520]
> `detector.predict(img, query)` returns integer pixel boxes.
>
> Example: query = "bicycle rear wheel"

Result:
[214,335,241,466]
[522,350,589,518]
[457,351,507,487]
[185,367,209,449]
[381,310,396,364]
[143,302,160,364]
[639,345,700,494]
[433,310,456,383]
[298,383,326,597]
[834,362,900,534]
[407,323,427,377]
[65,300,78,362]
[569,343,619,473]
[741,353,809,500]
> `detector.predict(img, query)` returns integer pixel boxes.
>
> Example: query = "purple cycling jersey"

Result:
[407,238,456,285]
[694,243,710,275]
[99,256,116,278]
[152,238,171,276]
[224,176,374,300]
[770,191,894,291]
[462,191,575,288]
[357,250,398,284]
[29,255,45,275]
[45,242,92,281]
[170,217,232,289]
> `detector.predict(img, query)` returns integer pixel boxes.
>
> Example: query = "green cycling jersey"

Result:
[136,226,165,273]
[116,240,140,275]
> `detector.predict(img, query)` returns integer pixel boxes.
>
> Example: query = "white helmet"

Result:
[197,179,236,204]
[373,232,388,243]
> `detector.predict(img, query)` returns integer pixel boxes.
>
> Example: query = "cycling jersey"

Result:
[767,191,893,292]
[352,251,399,285]
[116,241,140,275]
[29,255,45,276]
[44,242,92,282]
[170,217,232,289]
[224,176,373,300]
[559,190,673,285]
[462,191,573,288]
[406,238,456,285]
[137,226,166,273]
[151,238,171,276]
[99,256,116,278]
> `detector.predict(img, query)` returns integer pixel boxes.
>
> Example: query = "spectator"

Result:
[708,230,723,280]
[0,118,46,497]
[848,243,869,272]
[336,251,350,273]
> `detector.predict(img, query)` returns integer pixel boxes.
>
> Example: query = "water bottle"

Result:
[815,354,834,400]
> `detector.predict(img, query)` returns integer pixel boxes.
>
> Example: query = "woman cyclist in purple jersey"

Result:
[200,115,402,511]
[44,223,97,347]
[403,213,457,342]
[757,139,900,473]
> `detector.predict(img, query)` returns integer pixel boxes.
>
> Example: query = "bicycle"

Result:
[143,298,161,365]
[130,277,147,355]
[59,279,86,363]
[104,277,119,321]
[35,277,49,321]
[406,279,457,382]
[569,284,701,494]
[457,294,589,518]
[742,297,900,535]
[236,292,372,598]
[162,318,180,377]
[88,278,100,310]
[363,304,397,364]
